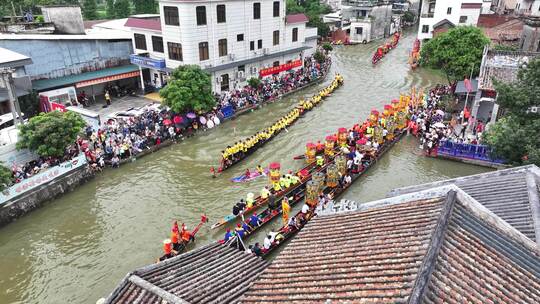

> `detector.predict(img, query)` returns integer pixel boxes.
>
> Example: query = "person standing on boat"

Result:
[316,156,324,167]
[282,197,291,226]
[246,193,255,208]
[157,239,175,262]
[256,165,265,175]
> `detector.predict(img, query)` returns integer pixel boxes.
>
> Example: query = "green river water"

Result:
[0,29,491,304]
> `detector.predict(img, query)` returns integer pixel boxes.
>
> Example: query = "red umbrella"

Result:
[163,119,172,125]
[173,115,182,124]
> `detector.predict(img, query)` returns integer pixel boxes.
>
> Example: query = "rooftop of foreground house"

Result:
[239,186,540,303]
[388,165,540,243]
[105,242,269,304]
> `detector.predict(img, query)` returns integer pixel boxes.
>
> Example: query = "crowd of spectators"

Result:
[408,84,489,155]
[216,55,329,111]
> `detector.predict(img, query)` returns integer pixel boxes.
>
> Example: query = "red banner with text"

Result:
[259,59,302,77]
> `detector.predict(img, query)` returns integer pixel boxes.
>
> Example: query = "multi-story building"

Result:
[516,0,540,51]
[417,0,484,40]
[341,0,396,44]
[126,0,318,93]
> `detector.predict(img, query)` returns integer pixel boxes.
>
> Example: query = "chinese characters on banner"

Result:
[259,59,302,77]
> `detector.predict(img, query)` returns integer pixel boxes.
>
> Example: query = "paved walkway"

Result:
[85,95,158,117]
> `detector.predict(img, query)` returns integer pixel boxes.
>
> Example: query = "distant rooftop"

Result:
[240,185,540,303]
[0,47,32,68]
[124,17,162,32]
[285,13,309,24]
[0,30,132,40]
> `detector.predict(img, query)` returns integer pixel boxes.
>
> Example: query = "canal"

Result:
[0,29,491,304]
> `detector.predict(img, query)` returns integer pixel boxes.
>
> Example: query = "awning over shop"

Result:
[32,65,140,91]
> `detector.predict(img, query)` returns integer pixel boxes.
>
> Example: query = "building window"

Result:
[218,39,227,57]
[273,1,280,17]
[273,30,279,45]
[447,7,452,14]
[134,33,146,50]
[152,36,164,53]
[421,25,429,33]
[199,42,209,60]
[292,27,298,42]
[250,41,255,50]
[237,34,244,41]
[428,2,436,13]
[356,27,363,35]
[537,40,540,52]
[273,61,279,67]
[167,42,182,61]
[221,74,230,91]
[459,15,468,23]
[257,39,262,49]
[360,10,367,17]
[253,3,260,19]
[238,65,245,72]
[164,6,179,25]
[196,6,207,25]
[217,4,226,23]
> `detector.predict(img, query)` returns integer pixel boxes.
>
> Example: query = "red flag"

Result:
[464,78,472,93]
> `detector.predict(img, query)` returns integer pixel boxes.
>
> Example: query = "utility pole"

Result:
[0,68,23,126]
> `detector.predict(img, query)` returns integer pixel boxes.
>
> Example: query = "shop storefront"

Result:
[33,64,141,111]
[129,54,169,93]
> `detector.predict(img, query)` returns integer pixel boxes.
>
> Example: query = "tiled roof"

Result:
[239,186,540,303]
[286,13,309,24]
[124,17,162,31]
[388,165,540,243]
[105,242,269,304]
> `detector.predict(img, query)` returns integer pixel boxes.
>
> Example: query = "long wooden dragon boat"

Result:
[216,75,344,173]
[259,130,406,257]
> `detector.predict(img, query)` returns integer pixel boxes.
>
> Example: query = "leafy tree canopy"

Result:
[483,59,540,166]
[17,111,85,158]
[133,0,156,14]
[0,164,13,191]
[113,0,131,18]
[420,26,490,82]
[83,0,98,20]
[248,77,261,88]
[159,65,216,113]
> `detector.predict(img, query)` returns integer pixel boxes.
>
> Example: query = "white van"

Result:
[0,112,25,131]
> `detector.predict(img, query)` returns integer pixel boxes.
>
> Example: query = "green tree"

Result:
[133,0,156,14]
[248,77,261,88]
[483,59,540,166]
[17,111,86,158]
[420,26,490,82]
[113,0,130,18]
[322,42,333,52]
[403,11,415,24]
[18,90,40,118]
[83,0,98,20]
[314,50,326,64]
[0,164,13,191]
[106,0,115,18]
[159,65,216,113]
[286,0,331,37]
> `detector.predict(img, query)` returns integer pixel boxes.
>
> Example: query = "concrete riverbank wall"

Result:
[0,165,95,227]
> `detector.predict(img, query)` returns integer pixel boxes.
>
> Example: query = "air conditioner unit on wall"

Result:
[228,54,235,61]
[236,71,245,79]
[250,66,257,75]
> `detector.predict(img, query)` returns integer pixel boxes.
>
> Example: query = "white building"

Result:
[417,0,484,40]
[125,0,318,93]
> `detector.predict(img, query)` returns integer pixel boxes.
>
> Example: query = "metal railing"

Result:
[436,140,505,163]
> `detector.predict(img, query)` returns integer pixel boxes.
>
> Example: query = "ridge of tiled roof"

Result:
[105,242,269,304]
[388,165,540,243]
[239,185,540,303]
